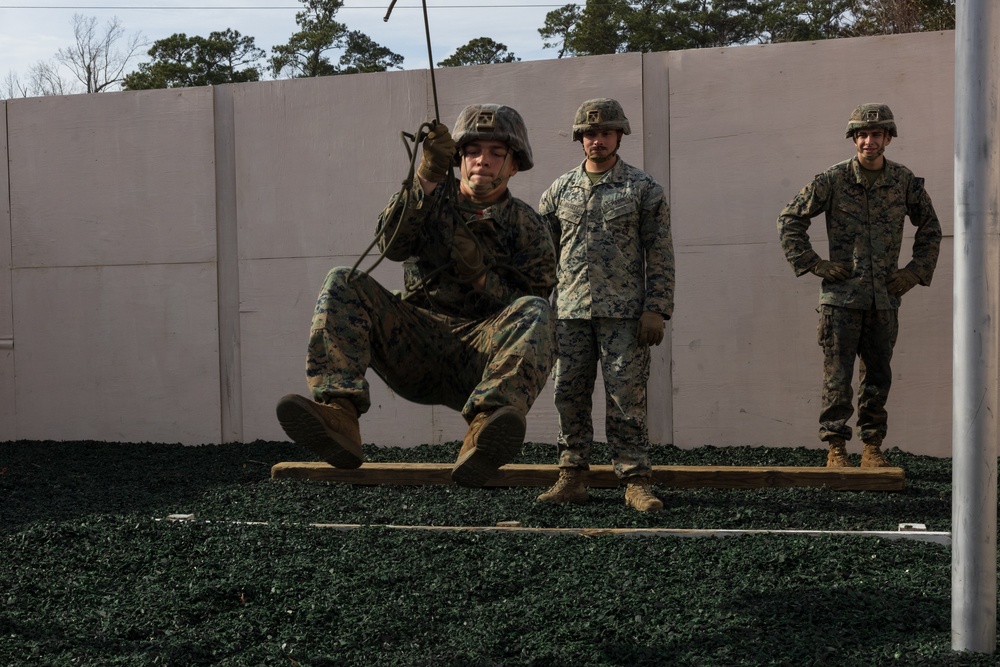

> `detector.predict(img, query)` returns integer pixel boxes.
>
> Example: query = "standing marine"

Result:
[536,98,675,512]
[777,103,942,467]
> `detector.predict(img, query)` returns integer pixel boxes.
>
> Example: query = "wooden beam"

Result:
[270,461,905,491]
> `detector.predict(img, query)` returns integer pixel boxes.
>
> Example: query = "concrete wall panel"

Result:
[643,51,674,444]
[0,349,11,441]
[1,100,10,338]
[1,100,13,440]
[7,89,217,268]
[890,238,954,454]
[234,72,430,262]
[12,263,221,443]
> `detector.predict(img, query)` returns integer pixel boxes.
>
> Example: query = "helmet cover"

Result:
[845,103,897,139]
[452,104,533,171]
[572,98,632,141]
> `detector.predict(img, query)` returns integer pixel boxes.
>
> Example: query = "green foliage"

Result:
[760,0,855,43]
[438,37,520,68]
[270,0,402,78]
[339,30,404,74]
[538,0,951,56]
[850,0,956,35]
[122,29,264,90]
[270,0,347,77]
[540,0,780,57]
[538,3,583,57]
[634,0,769,50]
[565,0,632,56]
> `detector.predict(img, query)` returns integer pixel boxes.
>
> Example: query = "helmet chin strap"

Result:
[461,152,513,203]
[589,148,618,164]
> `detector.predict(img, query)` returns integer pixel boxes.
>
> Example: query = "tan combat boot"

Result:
[861,439,892,468]
[624,477,663,512]
[276,394,363,468]
[537,469,589,505]
[452,406,526,487]
[826,438,852,468]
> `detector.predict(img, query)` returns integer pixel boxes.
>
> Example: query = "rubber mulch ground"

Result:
[1,439,996,666]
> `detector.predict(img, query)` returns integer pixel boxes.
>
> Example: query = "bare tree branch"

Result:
[2,61,73,99]
[55,14,146,93]
[29,61,72,96]
[2,71,33,99]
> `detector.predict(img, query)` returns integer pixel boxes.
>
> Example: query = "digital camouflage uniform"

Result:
[778,156,941,444]
[539,157,675,479]
[307,175,556,423]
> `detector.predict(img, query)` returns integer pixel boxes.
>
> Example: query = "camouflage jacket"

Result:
[539,158,674,320]
[778,157,942,310]
[375,177,556,319]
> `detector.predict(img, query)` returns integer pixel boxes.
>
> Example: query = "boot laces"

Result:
[551,471,580,493]
[627,483,657,502]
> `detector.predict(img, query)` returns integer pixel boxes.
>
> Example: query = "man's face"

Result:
[853,127,892,166]
[459,139,518,202]
[582,128,620,163]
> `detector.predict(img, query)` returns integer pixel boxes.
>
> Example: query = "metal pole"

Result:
[952,0,999,653]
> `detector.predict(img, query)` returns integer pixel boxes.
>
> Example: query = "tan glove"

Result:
[417,123,456,183]
[888,268,920,297]
[809,260,851,282]
[638,311,665,347]
[451,223,487,282]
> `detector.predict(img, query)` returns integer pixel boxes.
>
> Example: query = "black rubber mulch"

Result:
[0,440,993,666]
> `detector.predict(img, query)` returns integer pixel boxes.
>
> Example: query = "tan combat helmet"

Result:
[845,103,898,139]
[452,104,533,171]
[572,98,632,141]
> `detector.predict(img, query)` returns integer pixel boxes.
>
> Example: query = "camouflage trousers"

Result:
[553,318,652,479]
[306,267,555,422]
[817,305,899,443]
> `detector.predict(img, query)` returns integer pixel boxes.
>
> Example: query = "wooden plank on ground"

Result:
[270,462,905,491]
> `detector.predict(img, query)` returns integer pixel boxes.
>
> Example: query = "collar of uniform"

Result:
[465,189,513,224]
[575,157,627,185]
[849,155,894,187]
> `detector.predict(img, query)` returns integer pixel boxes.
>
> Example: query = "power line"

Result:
[1,3,569,8]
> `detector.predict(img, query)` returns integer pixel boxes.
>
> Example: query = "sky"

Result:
[0,1,566,89]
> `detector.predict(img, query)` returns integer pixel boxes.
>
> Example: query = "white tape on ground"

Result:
[155,516,952,545]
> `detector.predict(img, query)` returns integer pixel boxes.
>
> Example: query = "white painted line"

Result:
[155,516,952,544]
